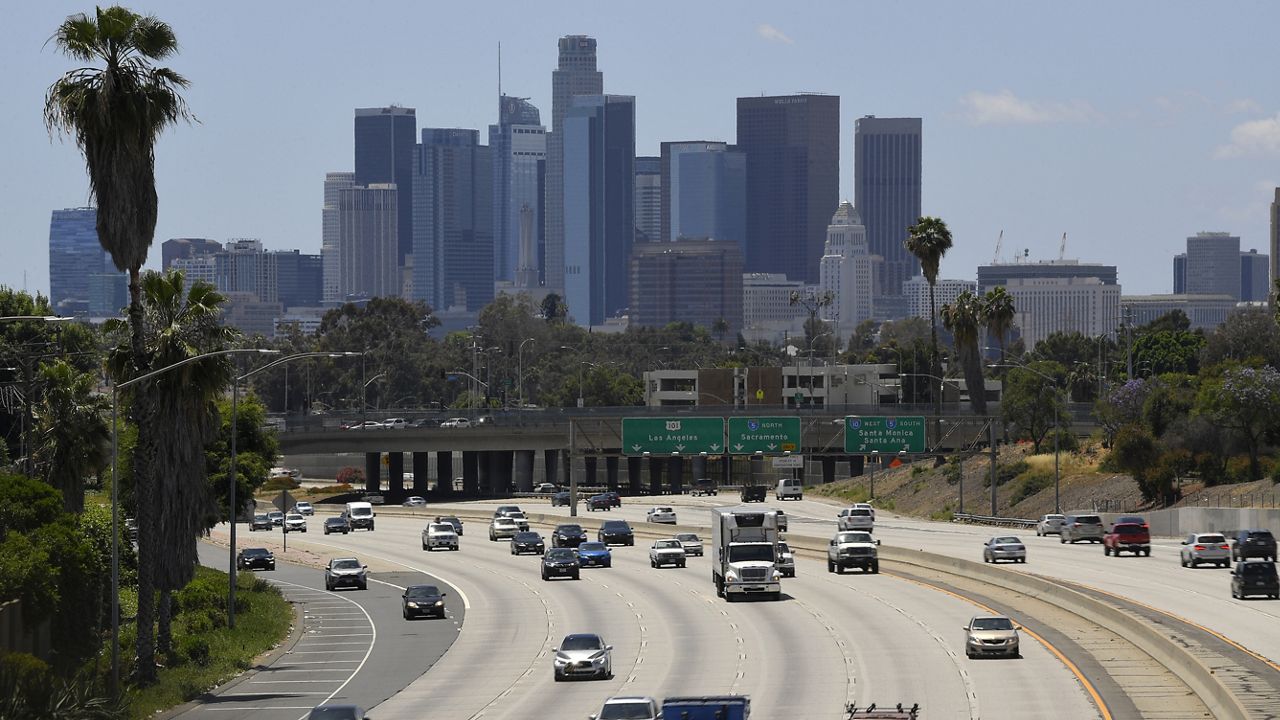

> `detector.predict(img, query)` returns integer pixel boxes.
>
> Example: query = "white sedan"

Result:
[402,496,427,507]
[646,506,677,524]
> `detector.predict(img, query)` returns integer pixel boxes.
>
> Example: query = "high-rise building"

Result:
[741,273,807,344]
[48,207,126,317]
[1005,277,1122,349]
[818,202,874,334]
[855,116,923,305]
[161,237,221,270]
[211,239,322,311]
[337,184,398,300]
[413,128,494,312]
[354,107,416,265]
[1241,249,1270,303]
[1122,294,1238,331]
[978,259,1118,290]
[1271,188,1280,302]
[1173,253,1187,294]
[545,35,603,294]
[275,251,323,310]
[490,95,545,283]
[170,255,217,289]
[322,172,355,303]
[634,156,661,244]
[563,94,635,326]
[1185,232,1241,299]
[630,239,743,338]
[904,275,978,320]
[660,141,747,249]
[737,94,840,282]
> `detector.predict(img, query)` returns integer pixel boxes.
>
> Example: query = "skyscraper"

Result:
[563,94,635,326]
[1271,188,1280,302]
[855,116,922,305]
[337,184,398,300]
[48,207,125,316]
[634,156,661,244]
[1240,249,1269,302]
[663,143,747,249]
[413,128,494,312]
[490,95,545,282]
[818,201,874,334]
[322,172,355,303]
[546,35,603,294]
[161,237,221,270]
[1173,253,1187,294]
[1185,232,1241,299]
[354,107,416,265]
[736,94,840,283]
[630,239,743,337]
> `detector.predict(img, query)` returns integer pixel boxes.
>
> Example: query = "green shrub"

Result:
[262,476,300,492]
[911,465,927,477]
[1226,456,1255,484]
[0,653,51,690]
[942,457,963,485]
[179,636,212,667]
[879,499,896,511]
[1049,428,1080,453]
[177,573,226,615]
[1009,469,1054,506]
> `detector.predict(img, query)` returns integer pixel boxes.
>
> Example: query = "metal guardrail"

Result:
[952,512,1038,529]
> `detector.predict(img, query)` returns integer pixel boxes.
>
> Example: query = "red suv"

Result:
[1104,522,1151,557]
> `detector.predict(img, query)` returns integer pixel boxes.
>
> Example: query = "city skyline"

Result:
[5,2,1279,298]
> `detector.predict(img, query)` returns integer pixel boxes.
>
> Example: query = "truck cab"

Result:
[711,507,782,601]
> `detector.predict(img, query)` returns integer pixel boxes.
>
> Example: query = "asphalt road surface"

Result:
[179,542,463,720]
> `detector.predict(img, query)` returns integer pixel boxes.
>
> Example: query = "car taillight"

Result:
[1194,545,1206,551]
[1219,544,1230,550]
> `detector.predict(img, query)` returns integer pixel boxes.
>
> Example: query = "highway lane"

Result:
[296,510,1100,720]
[185,542,462,719]
[442,492,1280,668]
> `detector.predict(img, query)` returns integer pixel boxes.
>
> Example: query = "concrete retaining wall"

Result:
[1100,507,1280,538]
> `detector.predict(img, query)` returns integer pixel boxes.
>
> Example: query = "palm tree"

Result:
[712,317,729,345]
[983,287,1016,362]
[107,271,234,657]
[46,5,192,684]
[34,361,111,513]
[904,217,954,413]
[940,292,988,416]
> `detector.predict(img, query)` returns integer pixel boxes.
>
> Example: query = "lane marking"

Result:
[274,534,472,609]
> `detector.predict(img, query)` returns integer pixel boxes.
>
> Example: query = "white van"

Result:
[344,501,375,531]
[776,477,804,501]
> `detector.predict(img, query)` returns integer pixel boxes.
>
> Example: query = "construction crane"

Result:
[992,230,1004,264]
[1059,232,1067,261]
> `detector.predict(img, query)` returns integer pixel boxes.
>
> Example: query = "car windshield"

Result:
[243,548,270,557]
[547,549,576,561]
[1117,516,1145,524]
[778,542,791,553]
[654,540,681,549]
[269,511,283,517]
[727,544,775,562]
[656,507,673,513]
[296,503,311,508]
[332,559,360,570]
[326,518,346,524]
[287,514,303,521]
[850,509,871,516]
[514,532,540,541]
[495,518,516,526]
[559,635,603,651]
[557,525,583,534]
[994,537,1020,544]
[255,515,268,521]
[1044,515,1064,520]
[838,533,872,544]
[1241,563,1278,576]
[439,517,459,524]
[603,521,630,530]
[405,585,440,598]
[1077,516,1101,524]
[348,507,371,517]
[971,617,1014,631]
[579,542,607,552]
[599,702,655,720]
[676,534,699,542]
[1198,535,1226,544]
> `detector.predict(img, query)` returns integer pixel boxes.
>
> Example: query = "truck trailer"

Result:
[711,506,782,601]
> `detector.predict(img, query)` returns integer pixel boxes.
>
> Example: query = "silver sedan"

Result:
[983,536,1027,564]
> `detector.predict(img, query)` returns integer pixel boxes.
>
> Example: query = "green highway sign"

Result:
[727,416,801,455]
[843,415,926,453]
[622,417,725,456]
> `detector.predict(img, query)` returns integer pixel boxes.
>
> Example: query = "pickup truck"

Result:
[827,531,880,573]
[1103,522,1150,557]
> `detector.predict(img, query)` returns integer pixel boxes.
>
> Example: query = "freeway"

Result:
[183,541,463,719]
[227,510,1108,719]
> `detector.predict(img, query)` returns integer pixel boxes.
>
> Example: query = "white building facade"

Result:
[904,275,978,320]
[1006,276,1121,348]
[818,202,874,336]
[742,273,807,343]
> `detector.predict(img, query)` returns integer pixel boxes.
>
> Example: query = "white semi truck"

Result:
[711,506,782,601]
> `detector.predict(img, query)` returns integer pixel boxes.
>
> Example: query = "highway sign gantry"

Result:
[727,416,801,455]
[843,415,926,453]
[622,417,725,456]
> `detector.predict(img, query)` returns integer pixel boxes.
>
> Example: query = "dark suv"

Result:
[1232,530,1277,562]
[586,494,611,511]
[1231,560,1280,599]
[598,520,635,546]
[691,478,717,496]
[552,524,588,548]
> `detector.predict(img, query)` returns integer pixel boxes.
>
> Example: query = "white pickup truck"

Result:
[827,531,880,573]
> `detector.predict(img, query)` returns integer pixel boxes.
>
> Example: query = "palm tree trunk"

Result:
[962,344,988,416]
[928,283,941,415]
[157,589,172,659]
[127,266,158,685]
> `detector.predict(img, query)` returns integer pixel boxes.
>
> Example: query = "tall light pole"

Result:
[109,347,275,697]
[228,351,359,628]
[517,338,534,409]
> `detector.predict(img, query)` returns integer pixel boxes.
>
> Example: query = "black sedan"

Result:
[586,494,611,511]
[604,491,621,508]
[541,548,581,580]
[550,492,571,507]
[323,517,351,535]
[237,547,276,571]
[435,516,464,536]
[250,514,273,532]
[401,584,447,619]
[597,520,635,546]
[511,531,546,555]
[552,524,588,548]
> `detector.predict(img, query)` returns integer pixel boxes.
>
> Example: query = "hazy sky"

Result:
[3,1,1277,297]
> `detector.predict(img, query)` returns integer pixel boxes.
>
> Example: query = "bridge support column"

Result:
[544,450,559,489]
[462,451,479,496]
[605,457,619,493]
[477,451,492,495]
[849,455,864,478]
[627,457,643,494]
[364,452,380,492]
[412,452,430,495]
[514,450,535,492]
[748,454,764,488]
[668,455,684,495]
[721,454,731,487]
[648,458,663,496]
[691,455,707,482]
[388,452,405,494]
[491,451,513,496]
[561,449,572,487]
[584,456,598,490]
[821,456,836,485]
[436,451,454,495]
